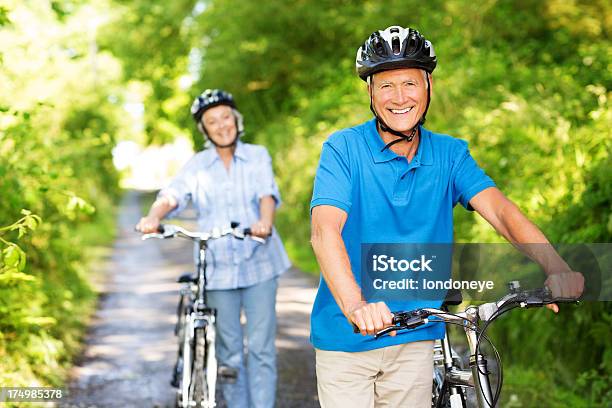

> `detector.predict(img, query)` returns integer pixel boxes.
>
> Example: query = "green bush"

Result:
[0,0,123,389]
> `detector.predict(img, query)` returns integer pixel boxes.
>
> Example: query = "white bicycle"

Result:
[142,223,264,408]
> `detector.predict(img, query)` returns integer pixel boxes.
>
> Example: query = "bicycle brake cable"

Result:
[475,303,520,407]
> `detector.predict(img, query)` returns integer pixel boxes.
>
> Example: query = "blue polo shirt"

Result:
[310,119,496,351]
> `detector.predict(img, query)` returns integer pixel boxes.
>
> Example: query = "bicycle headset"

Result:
[190,88,244,148]
[356,26,437,151]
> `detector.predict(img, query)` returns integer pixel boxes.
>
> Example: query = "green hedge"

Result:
[0,1,124,391]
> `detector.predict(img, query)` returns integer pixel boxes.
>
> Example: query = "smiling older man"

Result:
[309,26,583,407]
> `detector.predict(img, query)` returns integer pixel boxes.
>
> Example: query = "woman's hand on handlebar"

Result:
[348,301,396,337]
[136,215,161,234]
[249,220,272,238]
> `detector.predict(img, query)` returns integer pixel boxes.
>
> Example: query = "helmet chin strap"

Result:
[369,73,431,152]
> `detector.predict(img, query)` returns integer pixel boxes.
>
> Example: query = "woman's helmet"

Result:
[190,89,244,144]
[190,89,237,123]
[356,26,437,81]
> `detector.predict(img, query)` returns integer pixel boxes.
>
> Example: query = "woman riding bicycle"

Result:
[137,89,291,408]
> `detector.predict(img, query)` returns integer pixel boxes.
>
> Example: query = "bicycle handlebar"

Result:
[352,284,579,338]
[140,222,267,244]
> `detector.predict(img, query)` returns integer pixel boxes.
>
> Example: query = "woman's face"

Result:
[201,104,237,146]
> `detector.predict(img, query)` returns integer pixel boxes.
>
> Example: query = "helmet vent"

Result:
[392,36,401,55]
[405,37,417,56]
[374,37,386,56]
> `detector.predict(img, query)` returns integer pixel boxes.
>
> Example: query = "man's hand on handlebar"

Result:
[348,301,396,337]
[544,271,584,313]
[136,215,161,234]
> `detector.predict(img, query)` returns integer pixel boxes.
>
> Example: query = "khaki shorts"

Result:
[315,341,434,408]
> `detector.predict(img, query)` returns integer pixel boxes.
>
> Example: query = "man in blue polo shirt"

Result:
[310,26,584,407]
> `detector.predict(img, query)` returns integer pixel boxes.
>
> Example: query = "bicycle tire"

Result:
[432,363,447,408]
[178,318,193,408]
[172,295,188,391]
[190,327,208,405]
[175,293,187,336]
[434,380,466,408]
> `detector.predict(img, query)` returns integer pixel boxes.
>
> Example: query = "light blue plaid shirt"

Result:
[160,142,291,289]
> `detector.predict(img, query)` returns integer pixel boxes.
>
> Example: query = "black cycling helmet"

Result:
[190,89,244,147]
[356,26,437,81]
[190,89,237,123]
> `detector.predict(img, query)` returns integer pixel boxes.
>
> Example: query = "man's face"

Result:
[369,68,431,133]
[201,104,237,145]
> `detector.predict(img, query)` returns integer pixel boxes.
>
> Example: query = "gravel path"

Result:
[62,191,319,407]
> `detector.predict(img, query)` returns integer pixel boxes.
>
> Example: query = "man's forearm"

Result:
[500,201,571,275]
[311,226,363,317]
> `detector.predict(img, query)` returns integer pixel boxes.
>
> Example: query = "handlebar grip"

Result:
[157,224,165,234]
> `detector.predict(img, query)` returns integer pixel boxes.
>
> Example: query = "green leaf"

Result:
[24,215,39,231]
[0,6,11,27]
[21,316,57,328]
[0,269,35,283]
[3,244,20,268]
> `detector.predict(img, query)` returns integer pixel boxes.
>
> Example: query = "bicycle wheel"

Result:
[432,361,447,408]
[190,327,208,405]
[177,317,193,408]
[172,295,189,390]
[175,293,187,336]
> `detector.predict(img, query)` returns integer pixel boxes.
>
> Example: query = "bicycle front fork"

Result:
[465,329,494,408]
[205,315,217,405]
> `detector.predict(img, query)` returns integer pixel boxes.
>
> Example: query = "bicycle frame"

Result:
[180,237,218,408]
[432,308,494,408]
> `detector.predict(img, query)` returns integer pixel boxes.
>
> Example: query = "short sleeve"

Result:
[159,155,198,218]
[451,143,496,210]
[310,136,352,214]
[255,147,282,208]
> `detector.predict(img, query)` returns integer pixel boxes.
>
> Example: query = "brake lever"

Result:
[250,236,266,244]
[141,232,164,240]
[374,325,402,339]
[515,287,580,308]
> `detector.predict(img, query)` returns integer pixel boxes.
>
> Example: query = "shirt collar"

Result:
[364,119,433,166]
[201,140,248,168]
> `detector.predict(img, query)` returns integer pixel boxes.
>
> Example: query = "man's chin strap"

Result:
[369,72,432,152]
[376,116,419,151]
